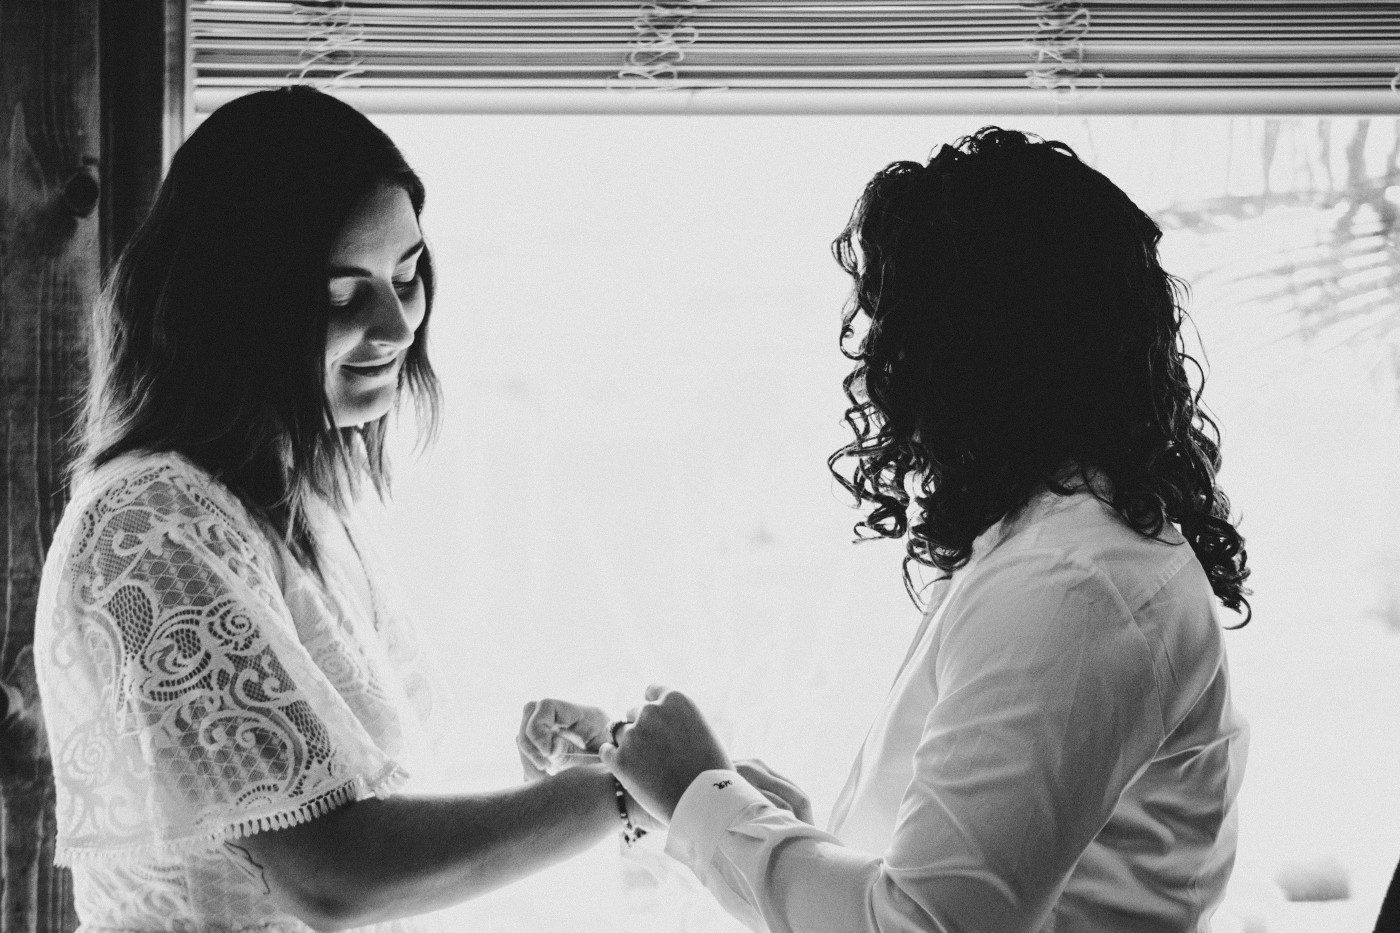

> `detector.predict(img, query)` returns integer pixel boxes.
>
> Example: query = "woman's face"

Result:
[324,184,427,428]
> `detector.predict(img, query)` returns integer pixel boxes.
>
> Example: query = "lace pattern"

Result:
[35,451,436,931]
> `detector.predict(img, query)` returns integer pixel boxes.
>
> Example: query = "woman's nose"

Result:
[366,280,419,348]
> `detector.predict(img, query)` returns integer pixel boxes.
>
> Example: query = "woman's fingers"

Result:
[516,730,549,779]
[520,700,576,770]
[518,703,544,762]
[519,698,614,773]
[759,789,794,813]
[747,757,797,785]
[735,759,814,824]
[521,700,556,760]
[559,702,614,752]
[555,727,591,752]
[736,761,785,796]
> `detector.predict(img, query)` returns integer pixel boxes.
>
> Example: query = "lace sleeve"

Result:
[38,460,406,865]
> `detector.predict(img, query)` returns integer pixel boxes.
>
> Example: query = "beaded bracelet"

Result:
[613,777,647,846]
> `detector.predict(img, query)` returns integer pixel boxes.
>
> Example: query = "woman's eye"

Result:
[326,274,418,310]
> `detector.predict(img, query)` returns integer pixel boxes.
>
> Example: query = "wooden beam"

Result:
[100,0,189,269]
[0,0,100,925]
[1,0,187,927]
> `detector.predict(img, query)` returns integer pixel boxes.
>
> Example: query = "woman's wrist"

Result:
[550,763,625,833]
[618,783,663,835]
[611,777,649,846]
[559,762,660,838]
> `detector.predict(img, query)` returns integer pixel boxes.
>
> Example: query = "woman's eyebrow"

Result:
[327,239,426,278]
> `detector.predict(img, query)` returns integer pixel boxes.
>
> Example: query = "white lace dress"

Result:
[35,450,438,933]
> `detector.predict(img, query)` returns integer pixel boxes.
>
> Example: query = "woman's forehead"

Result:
[330,185,420,262]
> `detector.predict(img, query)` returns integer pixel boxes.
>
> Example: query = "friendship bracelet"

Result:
[613,777,647,846]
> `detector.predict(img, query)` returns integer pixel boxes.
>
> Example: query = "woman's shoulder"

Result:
[72,449,238,518]
[985,490,1199,611]
[979,490,1227,689]
[56,450,277,571]
[74,446,201,486]
[39,451,293,652]
[955,493,1227,724]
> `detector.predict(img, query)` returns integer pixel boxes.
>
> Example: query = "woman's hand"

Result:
[517,698,611,781]
[600,685,731,822]
[735,759,814,825]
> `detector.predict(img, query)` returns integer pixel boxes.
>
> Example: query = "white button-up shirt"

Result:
[666,487,1248,933]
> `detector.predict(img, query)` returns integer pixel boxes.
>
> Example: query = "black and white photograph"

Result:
[2,3,1399,932]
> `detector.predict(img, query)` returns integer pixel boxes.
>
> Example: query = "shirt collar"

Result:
[967,464,1112,562]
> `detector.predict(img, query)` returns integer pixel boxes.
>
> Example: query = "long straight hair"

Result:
[80,86,442,573]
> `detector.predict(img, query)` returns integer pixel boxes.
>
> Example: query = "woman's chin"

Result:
[329,386,397,428]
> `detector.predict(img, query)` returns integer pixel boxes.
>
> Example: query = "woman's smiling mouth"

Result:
[342,356,399,378]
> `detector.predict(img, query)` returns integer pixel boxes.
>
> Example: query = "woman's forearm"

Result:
[235,764,620,930]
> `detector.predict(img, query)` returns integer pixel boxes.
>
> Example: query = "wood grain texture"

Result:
[0,1,100,930]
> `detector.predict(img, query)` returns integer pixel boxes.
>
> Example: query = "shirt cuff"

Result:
[665,768,772,872]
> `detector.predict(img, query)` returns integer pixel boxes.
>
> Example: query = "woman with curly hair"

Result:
[34,86,657,933]
[524,127,1252,933]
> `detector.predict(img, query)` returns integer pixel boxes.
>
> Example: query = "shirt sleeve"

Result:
[44,464,405,863]
[664,551,1165,933]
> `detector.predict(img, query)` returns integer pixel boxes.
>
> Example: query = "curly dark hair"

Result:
[829,127,1250,624]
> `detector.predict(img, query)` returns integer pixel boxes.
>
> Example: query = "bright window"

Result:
[372,114,1400,932]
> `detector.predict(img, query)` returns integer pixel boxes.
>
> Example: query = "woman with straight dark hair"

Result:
[35,86,648,933]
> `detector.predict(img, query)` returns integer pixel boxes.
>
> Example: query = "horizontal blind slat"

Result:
[190,0,1400,113]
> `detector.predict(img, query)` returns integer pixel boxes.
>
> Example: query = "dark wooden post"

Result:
[0,1,101,929]
[1,2,185,930]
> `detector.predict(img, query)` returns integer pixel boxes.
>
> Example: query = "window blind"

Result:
[190,1,1400,114]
